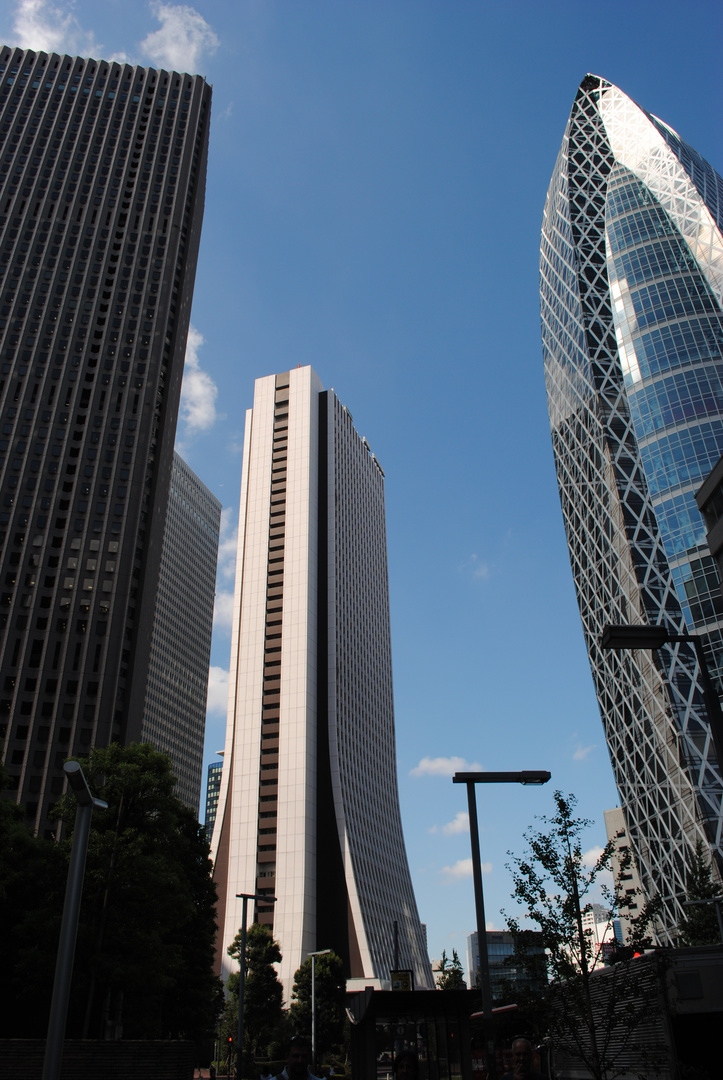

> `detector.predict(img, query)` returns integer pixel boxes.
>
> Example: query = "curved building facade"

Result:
[541,75,723,939]
[211,365,432,993]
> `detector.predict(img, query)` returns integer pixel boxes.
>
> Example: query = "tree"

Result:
[0,761,67,1037]
[224,922,284,1060]
[678,839,721,946]
[53,743,223,1041]
[289,950,346,1064]
[435,949,467,990]
[504,791,662,1080]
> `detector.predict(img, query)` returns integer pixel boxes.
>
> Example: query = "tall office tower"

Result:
[541,74,723,939]
[0,47,211,836]
[211,366,432,992]
[141,451,221,812]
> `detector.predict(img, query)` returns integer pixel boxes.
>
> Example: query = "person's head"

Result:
[393,1050,419,1080]
[510,1038,533,1075]
[286,1035,311,1078]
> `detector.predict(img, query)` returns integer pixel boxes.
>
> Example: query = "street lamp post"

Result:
[308,949,331,1071]
[452,771,551,1024]
[42,762,108,1080]
[600,623,723,777]
[235,892,277,1076]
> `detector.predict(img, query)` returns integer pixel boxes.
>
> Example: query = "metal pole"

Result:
[236,892,277,1077]
[311,953,316,1070]
[465,782,492,1020]
[237,895,249,1078]
[42,763,107,1080]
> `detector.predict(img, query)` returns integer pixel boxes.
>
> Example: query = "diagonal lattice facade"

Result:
[541,75,723,941]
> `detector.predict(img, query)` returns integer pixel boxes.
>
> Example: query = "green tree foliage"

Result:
[224,922,284,1059]
[52,743,223,1040]
[435,948,467,990]
[678,839,721,947]
[289,950,346,1063]
[504,791,662,1080]
[0,762,67,1037]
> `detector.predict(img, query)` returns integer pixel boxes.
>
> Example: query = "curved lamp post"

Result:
[42,761,108,1080]
[600,623,723,777]
[452,771,551,1023]
[235,892,277,1073]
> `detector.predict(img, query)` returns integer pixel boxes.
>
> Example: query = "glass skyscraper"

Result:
[541,75,723,939]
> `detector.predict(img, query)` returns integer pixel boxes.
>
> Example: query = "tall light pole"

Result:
[235,892,277,1075]
[601,623,723,771]
[308,948,331,1071]
[452,771,551,1023]
[42,762,108,1080]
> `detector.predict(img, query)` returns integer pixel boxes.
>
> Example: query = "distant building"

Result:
[466,931,546,1000]
[581,903,623,969]
[140,451,221,812]
[204,757,223,834]
[605,806,645,944]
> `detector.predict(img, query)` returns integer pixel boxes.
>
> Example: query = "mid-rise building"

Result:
[541,74,723,939]
[204,756,223,834]
[0,47,211,834]
[211,366,432,993]
[604,806,645,944]
[141,451,221,812]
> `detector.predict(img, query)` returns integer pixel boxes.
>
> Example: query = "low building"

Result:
[466,930,546,1000]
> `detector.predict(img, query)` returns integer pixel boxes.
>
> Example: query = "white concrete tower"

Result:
[212,366,432,994]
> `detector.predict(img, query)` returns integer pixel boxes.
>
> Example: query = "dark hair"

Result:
[393,1051,419,1074]
[289,1035,311,1052]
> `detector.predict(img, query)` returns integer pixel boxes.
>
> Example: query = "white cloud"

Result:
[216,506,238,581]
[582,845,605,868]
[460,553,490,580]
[206,665,229,715]
[441,858,492,880]
[430,811,469,836]
[11,0,101,55]
[140,2,219,73]
[177,325,218,448]
[573,743,596,761]
[211,509,238,634]
[410,756,481,778]
[213,589,235,633]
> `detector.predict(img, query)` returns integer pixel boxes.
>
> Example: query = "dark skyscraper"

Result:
[0,46,211,835]
[142,451,221,812]
[541,75,723,937]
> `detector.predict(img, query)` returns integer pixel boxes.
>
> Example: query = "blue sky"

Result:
[3,0,721,975]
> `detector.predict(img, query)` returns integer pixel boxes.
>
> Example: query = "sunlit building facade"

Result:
[211,365,432,993]
[541,75,723,939]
